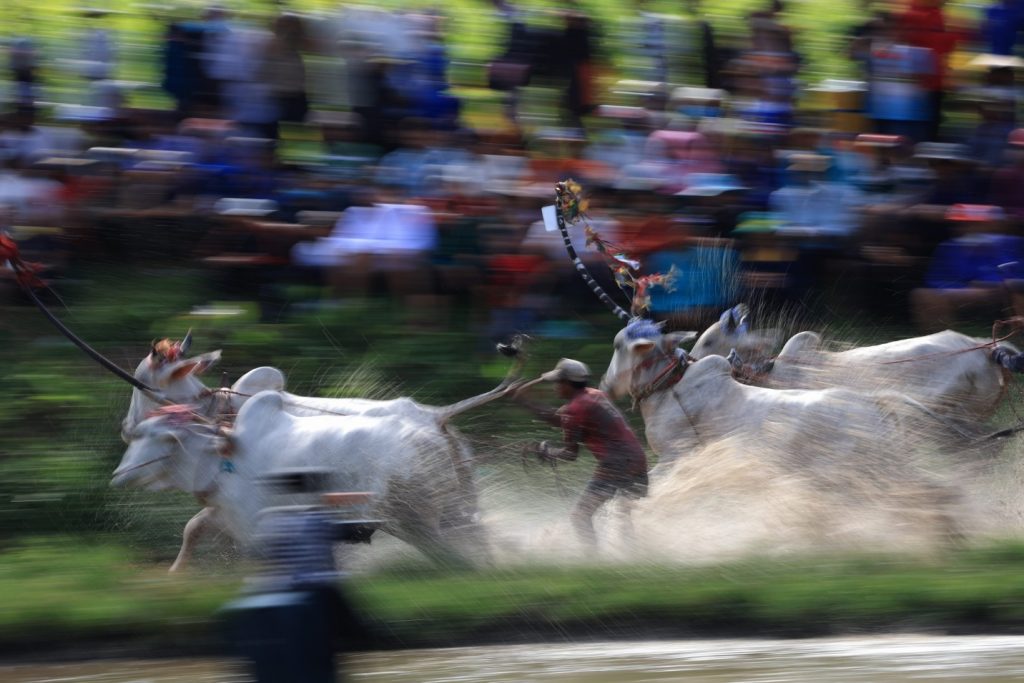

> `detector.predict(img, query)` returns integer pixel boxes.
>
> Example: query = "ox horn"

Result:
[180,329,193,355]
[554,181,631,323]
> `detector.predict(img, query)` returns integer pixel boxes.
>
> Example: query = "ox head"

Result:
[601,319,697,399]
[688,304,779,360]
[121,332,222,443]
[112,405,221,492]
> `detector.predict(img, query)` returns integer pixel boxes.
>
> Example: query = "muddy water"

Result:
[3,636,1024,682]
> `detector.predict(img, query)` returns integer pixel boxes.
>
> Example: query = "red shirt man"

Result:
[513,358,649,548]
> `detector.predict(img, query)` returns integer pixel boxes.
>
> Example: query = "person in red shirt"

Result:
[512,358,649,547]
[898,0,958,141]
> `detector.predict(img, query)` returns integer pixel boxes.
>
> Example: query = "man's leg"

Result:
[571,480,616,548]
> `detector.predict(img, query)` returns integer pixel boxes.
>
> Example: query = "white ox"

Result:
[687,305,1015,422]
[119,335,521,571]
[113,390,495,568]
[600,319,959,472]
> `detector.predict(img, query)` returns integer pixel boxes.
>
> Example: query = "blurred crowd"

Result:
[5,0,1024,337]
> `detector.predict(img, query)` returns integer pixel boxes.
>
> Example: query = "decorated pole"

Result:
[554,180,631,322]
[1,232,161,396]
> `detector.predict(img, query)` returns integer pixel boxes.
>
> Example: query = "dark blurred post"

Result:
[221,469,378,683]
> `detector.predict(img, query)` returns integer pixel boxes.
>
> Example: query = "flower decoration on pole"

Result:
[0,231,46,288]
[555,179,676,317]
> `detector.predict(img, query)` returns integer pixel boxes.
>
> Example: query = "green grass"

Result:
[6,537,1024,653]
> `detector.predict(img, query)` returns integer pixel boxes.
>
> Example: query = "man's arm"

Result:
[539,439,579,462]
[509,384,562,427]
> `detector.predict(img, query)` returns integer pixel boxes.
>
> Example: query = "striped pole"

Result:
[554,182,631,323]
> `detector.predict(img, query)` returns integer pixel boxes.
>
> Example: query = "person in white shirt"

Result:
[78,8,116,82]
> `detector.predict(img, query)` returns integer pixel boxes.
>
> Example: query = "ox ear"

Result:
[628,338,656,356]
[663,331,698,350]
[168,350,222,381]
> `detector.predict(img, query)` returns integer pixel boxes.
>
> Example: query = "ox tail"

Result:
[554,181,631,322]
[991,344,1024,372]
[433,356,526,426]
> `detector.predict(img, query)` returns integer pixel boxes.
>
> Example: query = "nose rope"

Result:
[113,454,171,478]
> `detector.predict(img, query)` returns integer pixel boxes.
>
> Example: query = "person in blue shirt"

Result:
[910,204,1023,331]
[982,0,1022,56]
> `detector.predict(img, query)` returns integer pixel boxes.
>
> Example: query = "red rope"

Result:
[879,319,1022,365]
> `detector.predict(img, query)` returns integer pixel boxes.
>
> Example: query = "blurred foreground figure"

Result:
[511,359,648,548]
[223,470,374,683]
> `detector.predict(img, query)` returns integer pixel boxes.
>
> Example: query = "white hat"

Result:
[541,358,591,383]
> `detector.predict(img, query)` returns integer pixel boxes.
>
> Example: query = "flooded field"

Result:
[4,635,1024,682]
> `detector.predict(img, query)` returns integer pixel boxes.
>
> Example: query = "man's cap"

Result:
[541,358,591,383]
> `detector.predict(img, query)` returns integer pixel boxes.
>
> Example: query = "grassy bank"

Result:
[6,537,1024,659]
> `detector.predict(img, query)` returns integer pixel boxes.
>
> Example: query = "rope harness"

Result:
[627,346,707,447]
[631,351,689,407]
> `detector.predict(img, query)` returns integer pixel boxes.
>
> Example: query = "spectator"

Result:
[291,188,438,304]
[644,229,742,328]
[260,13,312,141]
[487,0,533,125]
[684,0,719,89]
[910,204,1022,331]
[989,128,1024,222]
[770,153,862,238]
[898,0,958,141]
[560,6,598,129]
[76,7,116,84]
[982,0,1022,56]
[866,13,934,144]
[8,37,38,108]
[964,60,1021,168]
[406,13,460,130]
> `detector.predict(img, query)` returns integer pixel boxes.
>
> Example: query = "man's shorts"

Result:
[586,467,649,500]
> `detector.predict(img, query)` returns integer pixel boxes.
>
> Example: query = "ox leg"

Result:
[170,507,218,573]
[397,511,477,570]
